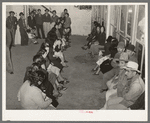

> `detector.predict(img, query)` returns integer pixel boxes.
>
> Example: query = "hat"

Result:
[119,52,128,61]
[9,11,15,14]
[117,41,125,49]
[19,12,24,16]
[106,36,113,42]
[123,61,141,73]
[126,44,135,52]
[114,52,121,60]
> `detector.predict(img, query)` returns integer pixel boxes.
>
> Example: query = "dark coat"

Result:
[27,16,36,29]
[6,16,18,30]
[47,47,63,70]
[47,27,57,47]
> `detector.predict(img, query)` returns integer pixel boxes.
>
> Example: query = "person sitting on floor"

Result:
[103,61,145,110]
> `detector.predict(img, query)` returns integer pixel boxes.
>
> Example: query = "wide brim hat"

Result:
[19,12,24,16]
[117,41,125,49]
[123,61,141,73]
[126,44,135,52]
[9,11,15,14]
[119,52,128,62]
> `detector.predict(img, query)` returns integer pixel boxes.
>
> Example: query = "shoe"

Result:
[64,60,68,63]
[64,80,69,84]
[59,81,64,85]
[62,87,67,91]
[10,72,14,74]
[91,68,96,72]
[100,88,108,93]
[93,73,99,75]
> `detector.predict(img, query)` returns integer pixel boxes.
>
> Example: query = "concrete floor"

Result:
[6,35,106,110]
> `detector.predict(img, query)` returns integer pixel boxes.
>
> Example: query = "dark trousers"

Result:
[36,24,45,39]
[6,28,14,73]
[19,28,28,46]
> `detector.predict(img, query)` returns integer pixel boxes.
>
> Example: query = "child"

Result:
[26,29,38,44]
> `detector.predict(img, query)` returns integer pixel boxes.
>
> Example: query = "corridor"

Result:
[6,35,105,110]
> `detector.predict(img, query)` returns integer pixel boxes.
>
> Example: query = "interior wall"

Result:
[32,5,92,36]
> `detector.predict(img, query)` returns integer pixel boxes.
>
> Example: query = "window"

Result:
[120,5,127,35]
[135,42,143,70]
[136,5,145,42]
[127,5,134,36]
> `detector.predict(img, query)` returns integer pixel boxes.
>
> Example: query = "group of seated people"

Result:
[85,21,145,110]
[17,20,71,109]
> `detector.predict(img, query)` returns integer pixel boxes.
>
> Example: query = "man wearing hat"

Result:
[106,61,145,110]
[126,43,138,63]
[6,11,17,74]
[6,11,18,46]
[43,9,52,38]
[35,9,45,39]
[27,11,36,30]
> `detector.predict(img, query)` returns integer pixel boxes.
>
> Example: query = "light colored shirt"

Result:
[17,80,52,109]
[121,75,145,107]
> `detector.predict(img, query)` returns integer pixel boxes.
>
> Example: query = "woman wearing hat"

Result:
[105,61,145,110]
[18,12,28,46]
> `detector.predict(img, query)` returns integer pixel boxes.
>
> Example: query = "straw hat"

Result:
[123,61,141,73]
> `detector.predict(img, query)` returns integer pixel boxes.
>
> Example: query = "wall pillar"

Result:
[106,5,111,39]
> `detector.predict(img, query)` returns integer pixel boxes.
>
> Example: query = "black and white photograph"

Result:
[2,2,148,121]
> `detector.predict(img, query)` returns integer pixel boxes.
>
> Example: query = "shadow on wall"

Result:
[32,5,92,36]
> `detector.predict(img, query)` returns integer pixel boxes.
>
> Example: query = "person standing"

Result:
[61,9,68,20]
[6,28,14,74]
[18,12,28,46]
[51,10,59,23]
[6,11,18,47]
[43,9,52,38]
[63,13,71,29]
[27,11,36,30]
[35,9,45,39]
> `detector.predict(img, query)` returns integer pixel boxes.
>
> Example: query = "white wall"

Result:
[32,5,92,36]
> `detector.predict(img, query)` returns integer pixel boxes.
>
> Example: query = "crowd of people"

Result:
[6,8,71,74]
[6,8,71,109]
[6,7,145,110]
[82,21,145,110]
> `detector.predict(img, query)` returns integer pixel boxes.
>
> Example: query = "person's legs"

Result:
[6,46,14,73]
[36,24,41,38]
[40,24,45,39]
[101,68,117,91]
[43,22,47,38]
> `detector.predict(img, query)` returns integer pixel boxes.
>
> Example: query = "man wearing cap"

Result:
[35,9,45,39]
[43,9,52,38]
[6,11,18,47]
[100,41,126,92]
[106,61,145,110]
